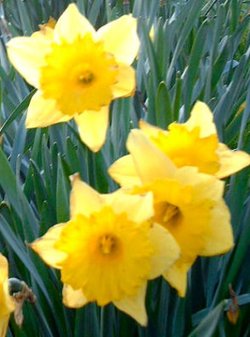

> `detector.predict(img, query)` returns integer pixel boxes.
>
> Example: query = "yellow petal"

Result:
[103,188,154,223]
[30,224,67,268]
[75,106,109,152]
[7,35,51,87]
[97,15,139,65]
[216,143,250,178]
[54,4,95,43]
[108,155,141,188]
[149,224,180,279]
[26,91,71,128]
[127,129,176,184]
[200,200,234,256]
[114,283,147,326]
[112,65,135,99]
[163,258,195,297]
[62,284,88,308]
[0,316,9,337]
[186,101,217,137]
[70,174,103,218]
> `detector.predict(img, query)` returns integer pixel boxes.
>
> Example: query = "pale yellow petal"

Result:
[0,316,9,337]
[103,189,154,223]
[30,224,67,268]
[70,174,103,218]
[163,258,195,297]
[75,106,109,152]
[216,143,250,178]
[97,15,139,65]
[26,91,71,128]
[200,200,234,256]
[127,129,176,183]
[174,166,225,202]
[149,224,180,279]
[114,283,147,326]
[0,255,8,282]
[112,65,135,98]
[139,119,166,138]
[54,4,95,43]
[62,284,88,308]
[7,35,51,87]
[0,255,15,315]
[186,101,217,137]
[108,155,141,188]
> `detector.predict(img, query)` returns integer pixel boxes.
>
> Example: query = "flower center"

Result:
[78,71,95,85]
[98,234,118,255]
[154,202,180,227]
[163,204,179,223]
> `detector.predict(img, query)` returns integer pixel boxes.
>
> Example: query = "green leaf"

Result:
[0,90,35,137]
[189,301,226,337]
[56,155,70,223]
[155,81,173,128]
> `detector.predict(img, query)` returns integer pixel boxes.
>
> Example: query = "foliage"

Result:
[0,0,249,336]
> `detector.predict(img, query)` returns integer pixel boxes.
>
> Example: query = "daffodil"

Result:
[109,130,234,296]
[7,4,139,152]
[30,175,179,325]
[136,101,250,178]
[0,254,15,337]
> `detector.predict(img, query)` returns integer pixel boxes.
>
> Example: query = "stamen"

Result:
[155,202,180,226]
[99,234,117,255]
[163,204,179,223]
[79,71,94,85]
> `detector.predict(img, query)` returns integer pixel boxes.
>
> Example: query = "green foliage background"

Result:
[0,0,249,336]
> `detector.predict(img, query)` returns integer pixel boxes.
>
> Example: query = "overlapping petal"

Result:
[7,35,52,87]
[103,188,154,223]
[185,101,217,137]
[62,285,88,308]
[30,224,67,269]
[112,64,135,98]
[114,283,147,326]
[26,91,72,128]
[108,155,141,188]
[70,174,104,218]
[149,224,180,279]
[54,4,95,43]
[126,129,176,183]
[163,258,194,297]
[216,143,250,178]
[0,255,15,337]
[199,199,233,256]
[97,15,139,65]
[75,106,110,153]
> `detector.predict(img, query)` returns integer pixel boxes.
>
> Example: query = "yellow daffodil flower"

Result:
[0,254,15,337]
[136,101,250,178]
[109,130,234,296]
[30,175,180,325]
[7,4,139,152]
